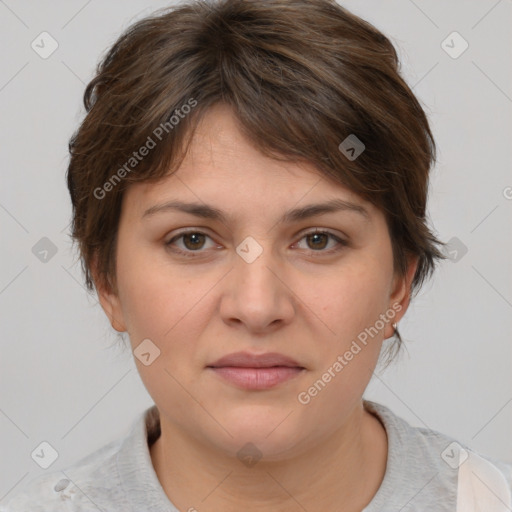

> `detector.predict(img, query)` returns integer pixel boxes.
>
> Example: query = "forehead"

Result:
[179,103,321,184]
[122,103,377,220]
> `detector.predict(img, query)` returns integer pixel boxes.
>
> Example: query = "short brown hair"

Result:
[67,0,445,352]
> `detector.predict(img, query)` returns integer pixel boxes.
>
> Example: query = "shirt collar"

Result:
[116,405,178,512]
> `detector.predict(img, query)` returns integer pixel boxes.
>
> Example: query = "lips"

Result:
[206,351,305,390]
[207,351,304,369]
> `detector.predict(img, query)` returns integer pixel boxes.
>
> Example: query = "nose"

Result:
[219,244,295,334]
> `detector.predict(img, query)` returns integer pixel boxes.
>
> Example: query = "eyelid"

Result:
[295,226,346,240]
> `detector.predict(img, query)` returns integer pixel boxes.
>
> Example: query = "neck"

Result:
[150,401,387,512]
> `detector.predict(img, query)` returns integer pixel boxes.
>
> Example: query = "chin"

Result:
[210,409,305,460]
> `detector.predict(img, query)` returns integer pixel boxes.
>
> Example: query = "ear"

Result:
[383,255,419,339]
[91,254,127,333]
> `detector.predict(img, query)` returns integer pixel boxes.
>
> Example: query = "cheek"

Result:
[115,244,185,340]
[116,243,222,355]
[115,251,210,398]
[302,255,393,344]
[293,259,392,421]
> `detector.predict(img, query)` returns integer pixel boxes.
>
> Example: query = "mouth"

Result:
[206,351,306,390]
[207,366,305,390]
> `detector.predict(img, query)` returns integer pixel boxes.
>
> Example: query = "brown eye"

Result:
[182,232,206,250]
[295,230,347,254]
[166,231,217,257]
[306,232,329,250]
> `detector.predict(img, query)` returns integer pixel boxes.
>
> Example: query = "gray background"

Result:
[1,0,511,502]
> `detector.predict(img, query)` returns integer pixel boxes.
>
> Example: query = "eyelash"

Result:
[165,229,348,258]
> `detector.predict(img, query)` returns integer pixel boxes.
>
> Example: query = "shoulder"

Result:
[0,435,128,512]
[411,414,512,496]
[364,399,512,510]
[456,450,512,510]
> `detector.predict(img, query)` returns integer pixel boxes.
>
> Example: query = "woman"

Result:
[3,0,511,510]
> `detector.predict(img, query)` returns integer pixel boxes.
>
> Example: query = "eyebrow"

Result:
[142,198,370,224]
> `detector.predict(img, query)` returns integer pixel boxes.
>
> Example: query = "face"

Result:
[98,103,415,461]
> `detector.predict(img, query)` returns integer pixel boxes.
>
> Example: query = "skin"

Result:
[96,103,418,512]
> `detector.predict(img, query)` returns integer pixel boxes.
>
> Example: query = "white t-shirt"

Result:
[2,400,511,511]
